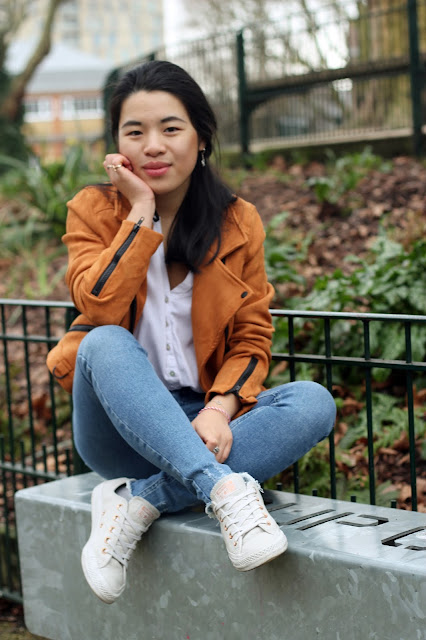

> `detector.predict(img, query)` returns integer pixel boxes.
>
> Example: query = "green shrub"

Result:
[267,228,426,383]
[264,209,425,503]
[307,146,391,208]
[264,212,309,288]
[338,392,425,453]
[0,145,105,243]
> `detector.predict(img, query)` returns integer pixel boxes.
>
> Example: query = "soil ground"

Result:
[0,602,44,639]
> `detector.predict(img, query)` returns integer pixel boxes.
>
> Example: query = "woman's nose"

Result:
[143,132,166,155]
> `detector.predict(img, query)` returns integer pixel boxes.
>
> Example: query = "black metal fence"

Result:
[0,300,77,602]
[237,0,426,154]
[104,0,426,154]
[1,298,425,602]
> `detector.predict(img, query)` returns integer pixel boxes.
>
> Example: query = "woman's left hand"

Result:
[191,411,233,464]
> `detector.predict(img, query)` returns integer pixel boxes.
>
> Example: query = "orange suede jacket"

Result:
[47,186,274,416]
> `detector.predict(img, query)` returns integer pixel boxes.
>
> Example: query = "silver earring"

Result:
[200,148,206,167]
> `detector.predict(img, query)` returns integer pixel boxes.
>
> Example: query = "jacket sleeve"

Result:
[206,209,274,413]
[63,187,163,326]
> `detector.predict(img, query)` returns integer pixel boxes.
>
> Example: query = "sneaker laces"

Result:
[211,481,268,545]
[103,504,143,567]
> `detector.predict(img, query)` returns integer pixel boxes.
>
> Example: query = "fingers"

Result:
[103,154,133,176]
[105,162,123,172]
[206,437,233,464]
[215,445,232,464]
[191,413,233,464]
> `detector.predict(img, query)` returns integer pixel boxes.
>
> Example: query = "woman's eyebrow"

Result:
[161,115,187,124]
[121,120,142,128]
[121,115,187,129]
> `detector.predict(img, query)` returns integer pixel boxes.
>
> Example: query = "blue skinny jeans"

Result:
[73,325,336,513]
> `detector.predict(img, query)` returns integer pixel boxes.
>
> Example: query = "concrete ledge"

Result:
[15,473,426,640]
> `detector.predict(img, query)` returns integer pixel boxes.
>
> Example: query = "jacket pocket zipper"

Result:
[91,219,144,296]
[129,297,137,333]
[225,355,258,394]
[68,324,95,333]
[224,326,230,354]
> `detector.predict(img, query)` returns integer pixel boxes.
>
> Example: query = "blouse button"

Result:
[241,291,248,298]
[169,371,176,377]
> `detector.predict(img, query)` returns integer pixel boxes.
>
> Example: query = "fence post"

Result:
[236,30,250,156]
[407,0,424,156]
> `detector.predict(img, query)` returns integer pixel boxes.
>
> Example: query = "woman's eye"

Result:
[128,130,142,136]
[165,126,179,133]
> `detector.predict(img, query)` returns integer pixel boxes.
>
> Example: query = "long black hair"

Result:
[109,60,236,271]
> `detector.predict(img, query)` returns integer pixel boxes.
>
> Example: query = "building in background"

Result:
[8,42,111,160]
[16,0,164,65]
[8,0,165,159]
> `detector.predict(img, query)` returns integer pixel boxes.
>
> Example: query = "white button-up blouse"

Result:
[133,218,202,392]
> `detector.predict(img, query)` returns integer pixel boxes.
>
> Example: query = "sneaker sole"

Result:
[230,532,289,572]
[81,544,122,604]
[81,483,124,604]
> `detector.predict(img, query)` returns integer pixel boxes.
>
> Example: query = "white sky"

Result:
[162,0,356,69]
[162,0,192,46]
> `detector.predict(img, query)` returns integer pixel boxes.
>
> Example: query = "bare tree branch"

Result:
[1,0,64,121]
[0,0,28,68]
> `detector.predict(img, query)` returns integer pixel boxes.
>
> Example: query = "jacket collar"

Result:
[116,192,248,258]
[204,200,248,261]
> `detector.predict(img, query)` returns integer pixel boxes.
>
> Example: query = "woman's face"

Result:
[118,90,204,208]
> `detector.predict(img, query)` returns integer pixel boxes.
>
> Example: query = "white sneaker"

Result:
[81,477,160,604]
[207,473,288,571]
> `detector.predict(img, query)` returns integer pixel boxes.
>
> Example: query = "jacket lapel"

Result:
[204,203,247,262]
[116,193,251,368]
[192,205,251,368]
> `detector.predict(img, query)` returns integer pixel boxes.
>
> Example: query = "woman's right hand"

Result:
[191,410,233,464]
[103,153,156,222]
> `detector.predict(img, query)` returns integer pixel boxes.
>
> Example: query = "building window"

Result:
[61,96,104,119]
[24,98,53,122]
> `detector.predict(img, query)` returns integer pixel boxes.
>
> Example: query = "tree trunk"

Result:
[0,0,64,123]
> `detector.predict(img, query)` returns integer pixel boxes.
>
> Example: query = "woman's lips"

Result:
[143,163,170,177]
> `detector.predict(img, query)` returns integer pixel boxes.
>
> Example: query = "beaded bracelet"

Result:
[198,406,231,424]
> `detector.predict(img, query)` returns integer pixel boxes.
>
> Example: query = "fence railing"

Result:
[0,299,77,602]
[270,309,425,511]
[0,299,425,602]
[103,0,426,154]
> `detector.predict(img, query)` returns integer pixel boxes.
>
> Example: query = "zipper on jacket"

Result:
[68,324,95,332]
[224,356,258,395]
[91,218,144,297]
[129,297,137,333]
